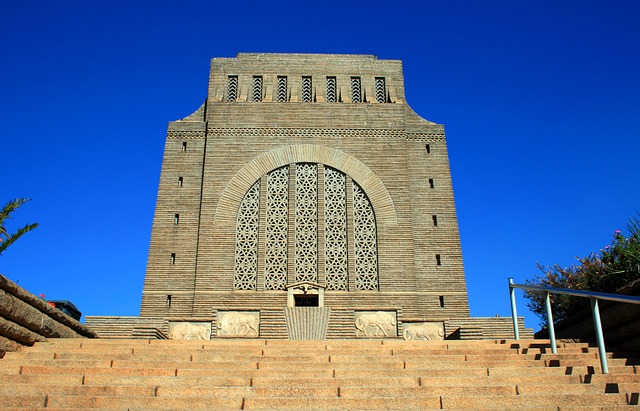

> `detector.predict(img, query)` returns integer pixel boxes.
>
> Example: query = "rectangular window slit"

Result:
[301,76,313,102]
[351,77,361,103]
[227,76,238,102]
[178,177,183,187]
[252,76,263,102]
[277,76,288,102]
[429,178,434,189]
[174,214,180,225]
[439,296,445,307]
[432,215,438,226]
[166,295,172,308]
[425,144,430,153]
[170,253,176,265]
[326,76,337,103]
[436,254,441,266]
[375,77,386,103]
[182,142,187,152]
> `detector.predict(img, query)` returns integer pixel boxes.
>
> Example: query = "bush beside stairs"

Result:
[0,338,638,410]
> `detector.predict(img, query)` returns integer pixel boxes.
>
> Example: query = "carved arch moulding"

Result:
[213,144,398,228]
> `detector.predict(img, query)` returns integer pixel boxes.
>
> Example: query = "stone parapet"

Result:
[84,316,168,339]
[444,317,534,340]
[0,274,97,354]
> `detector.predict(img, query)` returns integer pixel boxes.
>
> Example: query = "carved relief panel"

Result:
[216,311,260,337]
[402,322,445,341]
[168,322,212,340]
[354,311,397,338]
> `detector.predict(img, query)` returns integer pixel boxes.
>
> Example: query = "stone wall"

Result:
[140,54,470,327]
[0,274,97,354]
[445,317,533,340]
[84,316,168,339]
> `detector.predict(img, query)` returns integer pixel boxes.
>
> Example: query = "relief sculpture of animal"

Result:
[355,312,397,337]
[169,322,211,340]
[402,322,444,341]
[217,312,260,337]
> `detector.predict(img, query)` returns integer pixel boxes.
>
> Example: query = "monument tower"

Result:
[136,53,478,339]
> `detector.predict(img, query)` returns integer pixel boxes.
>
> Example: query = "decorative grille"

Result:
[277,76,288,102]
[228,76,238,102]
[232,163,379,292]
[353,182,379,290]
[351,77,361,103]
[326,77,337,103]
[301,76,312,102]
[375,77,386,103]
[252,76,263,102]
[324,167,348,290]
[294,164,318,283]
[233,181,260,290]
[264,166,289,290]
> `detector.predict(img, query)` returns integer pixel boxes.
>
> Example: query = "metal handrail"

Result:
[509,278,640,374]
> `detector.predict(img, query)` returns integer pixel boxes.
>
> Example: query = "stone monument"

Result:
[86,54,532,340]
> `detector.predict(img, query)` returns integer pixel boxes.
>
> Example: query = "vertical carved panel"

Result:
[252,76,263,102]
[375,77,386,103]
[277,76,288,102]
[233,180,260,290]
[301,76,312,102]
[326,77,337,103]
[324,167,348,290]
[351,77,361,103]
[264,166,289,290]
[295,163,318,283]
[228,76,238,102]
[353,182,379,290]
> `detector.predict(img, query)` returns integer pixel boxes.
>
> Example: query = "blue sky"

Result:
[2,1,639,330]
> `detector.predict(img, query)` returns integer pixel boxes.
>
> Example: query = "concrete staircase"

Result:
[0,338,638,410]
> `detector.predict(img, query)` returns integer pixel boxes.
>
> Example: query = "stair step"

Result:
[241,395,442,410]
[0,395,46,408]
[45,395,243,410]
[0,338,637,410]
[82,375,251,387]
[440,393,633,408]
[251,376,421,388]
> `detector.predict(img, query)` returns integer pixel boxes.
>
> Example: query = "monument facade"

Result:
[139,53,472,339]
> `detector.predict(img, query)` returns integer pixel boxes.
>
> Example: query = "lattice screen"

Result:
[353,182,379,290]
[252,76,263,102]
[277,76,288,102]
[233,181,260,290]
[324,167,348,290]
[326,77,337,103]
[228,76,238,102]
[375,77,386,103]
[264,166,289,290]
[301,76,312,102]
[351,77,361,103]
[295,163,318,283]
[233,163,378,292]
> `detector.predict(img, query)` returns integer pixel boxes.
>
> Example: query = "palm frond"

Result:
[0,222,39,255]
[0,198,38,256]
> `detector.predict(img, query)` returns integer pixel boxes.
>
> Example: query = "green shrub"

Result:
[524,214,640,323]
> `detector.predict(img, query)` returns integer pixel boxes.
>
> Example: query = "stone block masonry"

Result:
[113,53,522,339]
[0,274,97,354]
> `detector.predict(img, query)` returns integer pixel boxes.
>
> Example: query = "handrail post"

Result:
[509,278,520,340]
[590,298,609,374]
[544,292,557,354]
[508,278,640,374]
